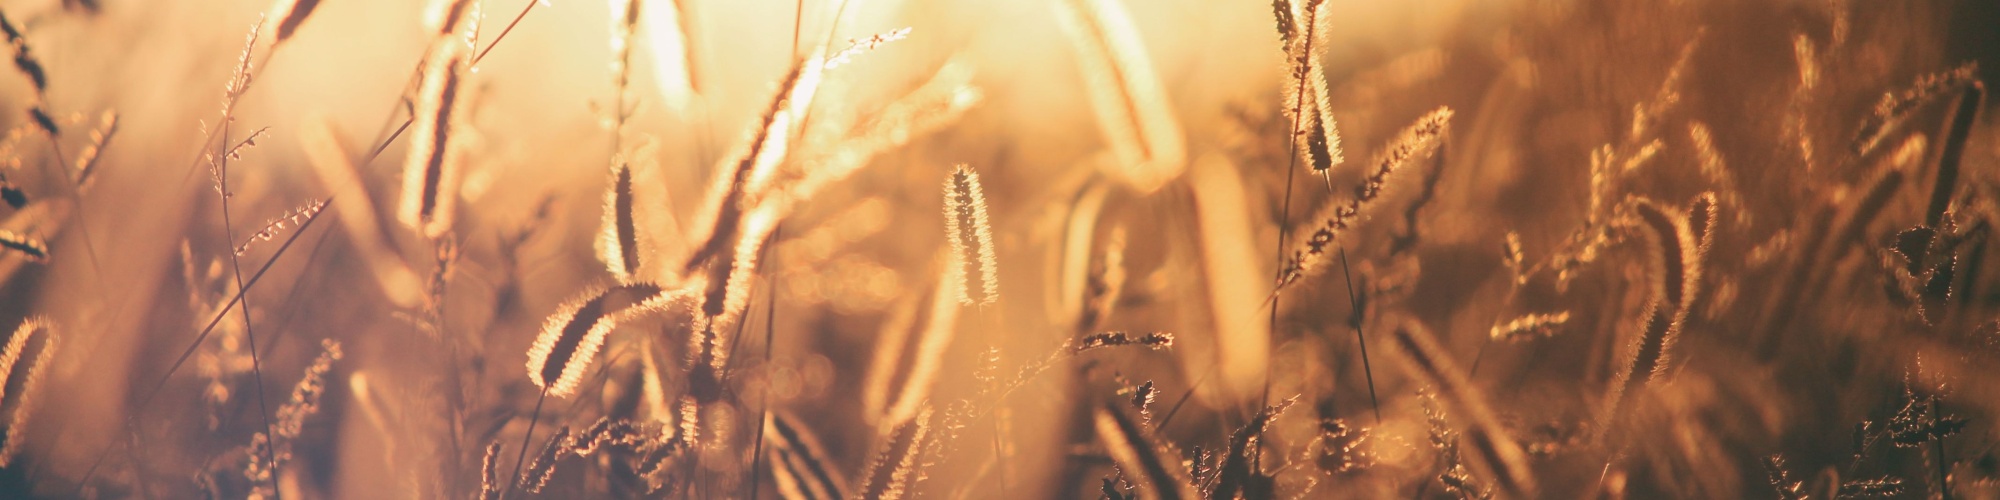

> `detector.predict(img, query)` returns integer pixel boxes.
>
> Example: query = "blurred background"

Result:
[0,0,1996,498]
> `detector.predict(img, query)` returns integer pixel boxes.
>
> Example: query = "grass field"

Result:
[0,0,1996,498]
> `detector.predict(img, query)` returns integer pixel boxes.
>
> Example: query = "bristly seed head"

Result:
[399,36,470,239]
[1274,107,1452,293]
[944,164,999,307]
[0,317,55,468]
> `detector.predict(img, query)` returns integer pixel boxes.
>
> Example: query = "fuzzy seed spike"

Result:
[943,164,999,307]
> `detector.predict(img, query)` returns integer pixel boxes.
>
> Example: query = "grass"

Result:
[0,0,1995,498]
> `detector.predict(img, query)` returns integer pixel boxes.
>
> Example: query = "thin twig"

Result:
[215,119,283,500]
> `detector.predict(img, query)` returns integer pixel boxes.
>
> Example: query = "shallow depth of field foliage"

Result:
[0,0,1997,498]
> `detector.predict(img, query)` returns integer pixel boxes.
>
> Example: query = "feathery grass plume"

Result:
[825,27,911,69]
[0,317,53,468]
[1074,331,1174,353]
[235,198,328,256]
[426,0,480,39]
[1212,396,1298,500]
[0,230,46,262]
[266,0,323,44]
[398,31,470,239]
[1269,0,1294,42]
[688,199,783,355]
[1274,107,1452,293]
[1093,399,1197,500]
[1051,0,1187,193]
[1489,312,1570,342]
[765,411,847,500]
[245,339,342,497]
[1852,63,1978,156]
[72,110,117,189]
[527,282,674,398]
[0,10,46,96]
[1925,80,1983,228]
[479,441,505,500]
[682,57,820,273]
[597,159,646,279]
[1602,196,1709,427]
[1418,388,1488,499]
[1388,319,1536,497]
[1281,0,1344,181]
[943,164,999,307]
[640,0,699,111]
[1688,192,1717,249]
[519,426,572,493]
[857,406,933,500]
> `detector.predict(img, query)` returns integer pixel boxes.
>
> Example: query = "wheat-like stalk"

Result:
[398,34,470,239]
[1489,312,1571,342]
[0,317,54,468]
[857,406,933,500]
[478,441,504,500]
[597,159,646,280]
[0,9,47,97]
[1602,195,1711,427]
[1051,0,1186,193]
[1852,63,1977,156]
[1274,107,1452,293]
[683,57,821,273]
[266,0,323,44]
[943,164,998,307]
[765,411,847,500]
[1073,331,1174,353]
[72,110,118,189]
[1281,0,1344,182]
[527,282,679,398]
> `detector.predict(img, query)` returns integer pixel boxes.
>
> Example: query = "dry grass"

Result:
[0,0,1994,498]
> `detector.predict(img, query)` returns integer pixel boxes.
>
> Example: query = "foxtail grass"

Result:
[765,412,847,500]
[1602,195,1713,428]
[1051,0,1186,193]
[1273,107,1452,294]
[0,317,54,468]
[944,165,998,307]
[398,34,470,239]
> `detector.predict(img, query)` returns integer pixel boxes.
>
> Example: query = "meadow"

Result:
[0,0,1995,498]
